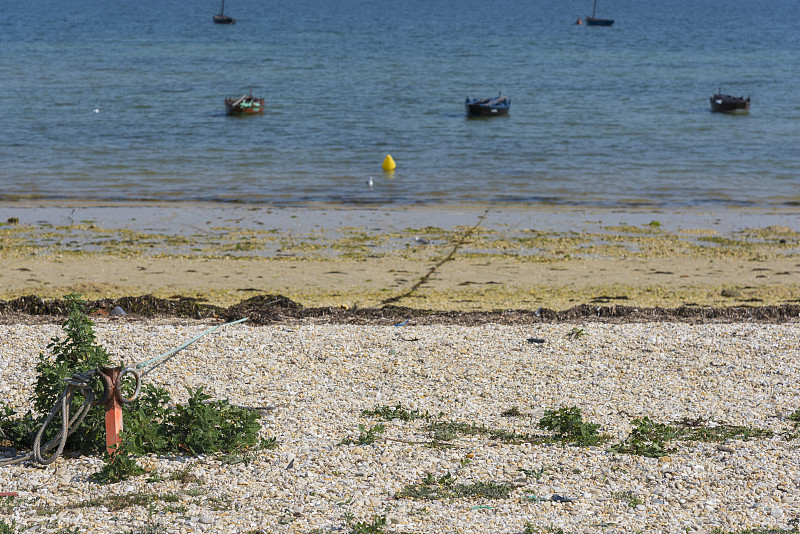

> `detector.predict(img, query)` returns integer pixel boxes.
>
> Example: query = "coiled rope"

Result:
[1,370,98,467]
[0,317,247,467]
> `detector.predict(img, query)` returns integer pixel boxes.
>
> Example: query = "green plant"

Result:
[501,406,522,417]
[709,529,800,534]
[424,420,542,445]
[612,490,643,508]
[93,447,146,484]
[348,515,387,534]
[0,520,17,534]
[674,416,772,442]
[0,294,114,454]
[122,384,262,456]
[362,404,426,421]
[523,525,571,534]
[566,327,586,340]
[0,496,17,515]
[397,473,513,500]
[609,417,677,458]
[341,424,385,445]
[538,406,606,446]
[169,461,199,484]
[519,465,547,480]
[0,403,37,449]
[790,409,800,437]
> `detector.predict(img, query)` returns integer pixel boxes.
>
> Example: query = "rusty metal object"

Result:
[96,366,141,455]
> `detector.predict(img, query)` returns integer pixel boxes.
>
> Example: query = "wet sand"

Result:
[1,202,799,310]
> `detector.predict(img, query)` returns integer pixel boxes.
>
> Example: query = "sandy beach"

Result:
[1,202,799,311]
[2,202,800,534]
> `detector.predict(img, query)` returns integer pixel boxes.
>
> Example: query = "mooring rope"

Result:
[135,317,248,376]
[1,370,98,467]
[0,317,248,466]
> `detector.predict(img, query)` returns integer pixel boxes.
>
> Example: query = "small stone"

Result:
[769,508,783,519]
[551,494,578,503]
[199,516,213,525]
[109,306,126,316]
[658,456,672,463]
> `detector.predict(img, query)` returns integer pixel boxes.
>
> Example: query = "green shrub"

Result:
[0,519,17,534]
[1,293,268,483]
[538,406,606,446]
[120,385,261,456]
[0,294,112,454]
[609,417,677,458]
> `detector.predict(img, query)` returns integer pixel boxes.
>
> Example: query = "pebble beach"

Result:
[2,319,799,533]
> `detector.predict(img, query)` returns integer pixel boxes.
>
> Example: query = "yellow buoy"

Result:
[382,154,396,172]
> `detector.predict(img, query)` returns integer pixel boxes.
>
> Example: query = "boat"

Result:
[213,0,236,24]
[585,0,614,26]
[225,91,264,115]
[465,93,510,117]
[710,89,750,113]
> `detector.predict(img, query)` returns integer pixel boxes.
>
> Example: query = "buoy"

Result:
[382,154,396,172]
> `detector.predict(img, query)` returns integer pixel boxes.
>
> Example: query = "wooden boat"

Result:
[213,0,236,24]
[585,0,614,26]
[710,90,750,113]
[225,92,264,115]
[465,93,510,117]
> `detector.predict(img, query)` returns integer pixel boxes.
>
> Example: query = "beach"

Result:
[2,202,799,311]
[1,321,800,533]
[1,203,800,534]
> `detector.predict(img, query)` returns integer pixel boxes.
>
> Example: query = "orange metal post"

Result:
[101,366,123,456]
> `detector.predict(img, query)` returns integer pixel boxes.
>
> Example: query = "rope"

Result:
[0,317,248,466]
[0,370,98,467]
[135,317,248,376]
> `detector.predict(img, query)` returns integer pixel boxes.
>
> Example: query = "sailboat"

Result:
[213,0,236,24]
[585,0,614,26]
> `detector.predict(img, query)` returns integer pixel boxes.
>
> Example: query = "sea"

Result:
[1,0,798,209]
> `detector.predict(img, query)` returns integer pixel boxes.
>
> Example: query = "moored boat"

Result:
[585,0,614,26]
[710,90,750,113]
[465,93,510,117]
[213,0,236,24]
[225,92,264,115]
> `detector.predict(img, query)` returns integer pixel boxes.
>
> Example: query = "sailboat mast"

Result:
[592,0,598,18]
[220,0,225,15]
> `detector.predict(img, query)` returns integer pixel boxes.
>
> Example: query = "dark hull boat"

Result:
[585,17,614,26]
[710,92,750,113]
[213,0,236,24]
[585,0,614,26]
[225,92,264,115]
[465,94,510,116]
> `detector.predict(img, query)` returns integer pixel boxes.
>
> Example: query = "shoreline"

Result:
[3,200,800,235]
[1,202,799,311]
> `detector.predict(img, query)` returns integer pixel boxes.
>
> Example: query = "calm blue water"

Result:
[1,0,798,207]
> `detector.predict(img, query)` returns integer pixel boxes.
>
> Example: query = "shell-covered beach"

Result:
[2,320,800,533]
[1,204,800,533]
